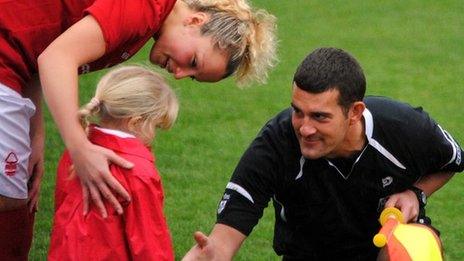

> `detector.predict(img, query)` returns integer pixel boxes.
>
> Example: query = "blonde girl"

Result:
[49,66,178,260]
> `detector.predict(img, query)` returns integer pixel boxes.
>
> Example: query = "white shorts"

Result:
[0,83,36,199]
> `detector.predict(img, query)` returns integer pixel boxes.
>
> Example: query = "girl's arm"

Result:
[38,15,132,218]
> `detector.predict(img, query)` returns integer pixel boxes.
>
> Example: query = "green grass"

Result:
[30,0,463,260]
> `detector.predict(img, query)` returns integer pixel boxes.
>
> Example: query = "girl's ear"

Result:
[127,116,143,132]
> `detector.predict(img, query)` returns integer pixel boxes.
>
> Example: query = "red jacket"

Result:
[48,126,174,261]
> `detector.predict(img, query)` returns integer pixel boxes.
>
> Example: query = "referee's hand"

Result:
[194,231,210,249]
[183,224,245,261]
[384,190,419,223]
[182,231,215,261]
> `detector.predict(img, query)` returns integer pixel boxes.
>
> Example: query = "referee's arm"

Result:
[414,171,455,197]
[183,224,246,261]
[385,171,455,222]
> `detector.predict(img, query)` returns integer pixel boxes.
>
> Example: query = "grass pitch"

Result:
[30,1,463,260]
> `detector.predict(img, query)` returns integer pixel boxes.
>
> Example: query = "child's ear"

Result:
[128,116,143,131]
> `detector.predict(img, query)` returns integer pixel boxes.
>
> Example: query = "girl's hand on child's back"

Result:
[70,142,133,218]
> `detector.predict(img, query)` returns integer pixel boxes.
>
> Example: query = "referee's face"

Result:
[291,85,352,159]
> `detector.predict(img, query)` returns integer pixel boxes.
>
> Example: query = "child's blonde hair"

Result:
[182,0,278,86]
[79,65,178,144]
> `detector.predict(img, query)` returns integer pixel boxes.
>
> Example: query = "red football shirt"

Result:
[0,0,175,94]
[49,126,174,260]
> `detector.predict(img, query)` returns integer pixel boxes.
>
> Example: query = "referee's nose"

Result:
[299,118,317,137]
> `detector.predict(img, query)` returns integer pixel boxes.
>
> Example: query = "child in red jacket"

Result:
[48,65,178,260]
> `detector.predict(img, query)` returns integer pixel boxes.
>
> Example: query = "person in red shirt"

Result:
[0,0,277,259]
[49,65,178,260]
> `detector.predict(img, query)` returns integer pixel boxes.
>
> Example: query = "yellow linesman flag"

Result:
[373,207,443,261]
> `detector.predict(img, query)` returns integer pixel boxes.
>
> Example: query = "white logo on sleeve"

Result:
[217,193,230,214]
[456,149,461,165]
[382,176,393,188]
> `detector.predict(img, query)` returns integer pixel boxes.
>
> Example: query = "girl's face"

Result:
[150,16,229,82]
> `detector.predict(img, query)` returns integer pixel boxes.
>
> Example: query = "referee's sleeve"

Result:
[429,123,463,172]
[414,107,464,174]
[216,126,282,236]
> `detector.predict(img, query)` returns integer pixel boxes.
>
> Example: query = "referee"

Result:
[183,47,463,260]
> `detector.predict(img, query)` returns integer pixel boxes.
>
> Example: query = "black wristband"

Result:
[410,186,427,208]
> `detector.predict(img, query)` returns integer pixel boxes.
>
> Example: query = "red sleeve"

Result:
[117,163,175,260]
[84,0,176,53]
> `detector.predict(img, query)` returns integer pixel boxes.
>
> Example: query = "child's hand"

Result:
[70,142,133,218]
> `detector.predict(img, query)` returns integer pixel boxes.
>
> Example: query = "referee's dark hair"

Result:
[293,47,366,114]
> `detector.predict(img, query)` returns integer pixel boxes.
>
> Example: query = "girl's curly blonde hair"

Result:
[182,0,278,86]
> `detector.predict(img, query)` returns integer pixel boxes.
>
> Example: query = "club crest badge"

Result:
[382,176,393,188]
[4,152,18,176]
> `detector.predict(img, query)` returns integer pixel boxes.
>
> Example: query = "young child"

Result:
[48,66,178,260]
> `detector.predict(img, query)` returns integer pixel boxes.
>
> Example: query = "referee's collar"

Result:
[361,108,407,170]
[362,108,374,139]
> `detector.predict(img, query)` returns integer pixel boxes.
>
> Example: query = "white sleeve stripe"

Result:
[226,182,254,204]
[438,124,458,167]
[368,137,406,169]
[273,195,287,222]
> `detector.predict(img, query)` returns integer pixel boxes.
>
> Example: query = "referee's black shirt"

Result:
[216,96,463,260]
